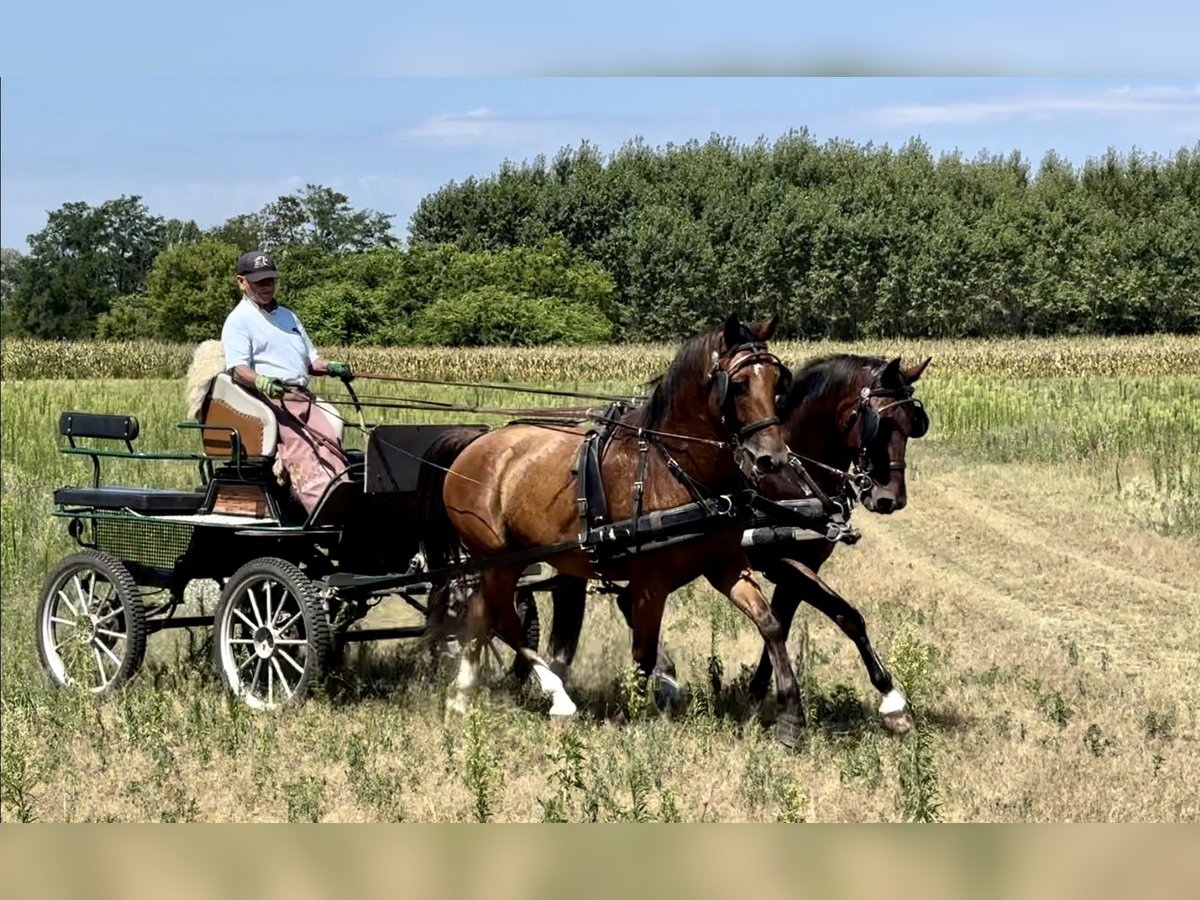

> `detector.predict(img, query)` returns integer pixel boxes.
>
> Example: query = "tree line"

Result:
[3,132,1199,345]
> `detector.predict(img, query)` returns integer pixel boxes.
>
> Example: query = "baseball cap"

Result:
[237,251,280,282]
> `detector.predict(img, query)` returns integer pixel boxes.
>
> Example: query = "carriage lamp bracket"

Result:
[67,516,93,546]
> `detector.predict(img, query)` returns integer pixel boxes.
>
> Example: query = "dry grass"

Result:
[2,338,1197,822]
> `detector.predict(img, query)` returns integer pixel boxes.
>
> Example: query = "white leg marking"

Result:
[455,651,478,691]
[879,688,908,716]
[446,646,479,714]
[524,649,577,717]
[653,671,681,710]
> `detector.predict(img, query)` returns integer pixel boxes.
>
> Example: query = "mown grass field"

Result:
[2,336,1198,822]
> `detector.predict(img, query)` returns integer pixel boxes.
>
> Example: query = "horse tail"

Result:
[417,427,486,571]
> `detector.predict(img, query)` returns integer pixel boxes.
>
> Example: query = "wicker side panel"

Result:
[94,517,196,571]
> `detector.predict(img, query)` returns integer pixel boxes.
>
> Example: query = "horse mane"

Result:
[782,353,887,412]
[627,325,728,432]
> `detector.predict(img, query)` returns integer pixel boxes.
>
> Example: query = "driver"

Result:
[221,250,354,514]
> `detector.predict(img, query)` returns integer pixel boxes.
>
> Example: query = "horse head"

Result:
[843,356,931,513]
[712,313,791,479]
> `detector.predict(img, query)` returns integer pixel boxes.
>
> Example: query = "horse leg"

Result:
[615,584,680,704]
[747,573,803,701]
[775,558,912,733]
[625,576,672,709]
[546,577,587,680]
[446,579,488,715]
[707,561,806,748]
[485,567,577,718]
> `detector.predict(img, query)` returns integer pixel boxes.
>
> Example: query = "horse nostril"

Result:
[874,496,894,513]
[755,454,779,474]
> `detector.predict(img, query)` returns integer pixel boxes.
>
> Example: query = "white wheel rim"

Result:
[219,575,310,710]
[40,567,129,692]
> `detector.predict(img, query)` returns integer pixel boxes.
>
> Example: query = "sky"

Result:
[4,77,1199,251]
[3,2,1198,251]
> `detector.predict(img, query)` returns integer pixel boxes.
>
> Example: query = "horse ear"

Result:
[904,356,932,383]
[752,314,779,341]
[723,313,744,349]
[881,356,903,383]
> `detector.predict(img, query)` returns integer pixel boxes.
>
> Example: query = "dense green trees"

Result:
[411,133,1200,339]
[207,185,397,253]
[5,134,1198,344]
[93,237,614,347]
[7,196,181,338]
[6,185,398,341]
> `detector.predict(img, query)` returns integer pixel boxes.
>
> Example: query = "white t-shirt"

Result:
[221,296,319,387]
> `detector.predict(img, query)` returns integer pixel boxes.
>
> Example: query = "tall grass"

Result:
[926,375,1199,536]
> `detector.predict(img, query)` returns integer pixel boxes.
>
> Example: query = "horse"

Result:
[542,353,931,732]
[420,314,811,745]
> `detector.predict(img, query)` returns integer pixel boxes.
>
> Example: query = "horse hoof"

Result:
[882,709,914,734]
[879,690,913,734]
[653,673,681,711]
[774,713,807,749]
[549,697,578,718]
[445,692,469,716]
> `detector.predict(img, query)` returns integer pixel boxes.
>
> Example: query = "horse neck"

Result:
[626,382,737,491]
[783,390,858,491]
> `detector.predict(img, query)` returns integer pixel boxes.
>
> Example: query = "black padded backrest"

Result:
[59,411,140,441]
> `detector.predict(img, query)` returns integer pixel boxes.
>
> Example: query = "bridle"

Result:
[841,374,928,485]
[710,342,790,442]
[709,342,792,483]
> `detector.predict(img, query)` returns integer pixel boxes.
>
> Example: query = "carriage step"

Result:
[54,486,206,514]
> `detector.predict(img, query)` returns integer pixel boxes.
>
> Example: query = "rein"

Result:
[352,371,645,405]
[311,337,796,514]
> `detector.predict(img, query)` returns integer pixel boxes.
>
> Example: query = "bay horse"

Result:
[421,314,810,744]
[543,354,931,732]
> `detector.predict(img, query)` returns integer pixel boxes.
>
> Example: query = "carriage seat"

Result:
[197,373,344,460]
[54,486,206,514]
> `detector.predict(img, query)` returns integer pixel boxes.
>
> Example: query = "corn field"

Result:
[4,334,1199,382]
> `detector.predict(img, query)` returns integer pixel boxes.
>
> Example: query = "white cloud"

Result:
[394,107,639,151]
[871,84,1200,127]
[398,108,531,147]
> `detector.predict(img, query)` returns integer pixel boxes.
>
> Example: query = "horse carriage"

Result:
[36,373,553,709]
[36,315,926,741]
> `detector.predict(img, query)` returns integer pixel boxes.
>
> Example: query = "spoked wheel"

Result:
[509,588,542,682]
[426,578,541,681]
[36,550,147,694]
[213,557,331,711]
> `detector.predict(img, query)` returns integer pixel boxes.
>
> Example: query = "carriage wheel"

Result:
[36,550,147,694]
[213,557,331,711]
[427,579,541,678]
